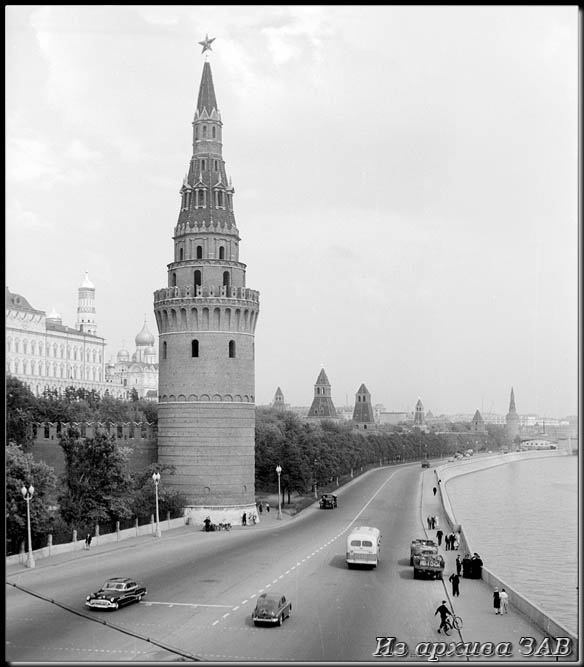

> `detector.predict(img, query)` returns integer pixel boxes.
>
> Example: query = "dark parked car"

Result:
[319,493,338,509]
[421,460,430,468]
[251,592,292,626]
[85,577,147,610]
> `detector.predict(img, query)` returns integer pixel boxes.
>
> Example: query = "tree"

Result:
[58,428,133,527]
[5,444,57,553]
[6,376,37,450]
[129,463,186,521]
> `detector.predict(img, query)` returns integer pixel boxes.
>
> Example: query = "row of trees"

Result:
[6,376,157,452]
[254,408,503,497]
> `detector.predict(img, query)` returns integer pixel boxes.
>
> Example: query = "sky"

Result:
[5,5,579,418]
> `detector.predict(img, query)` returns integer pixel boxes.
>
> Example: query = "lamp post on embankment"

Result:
[21,484,35,569]
[152,472,161,538]
[275,465,282,520]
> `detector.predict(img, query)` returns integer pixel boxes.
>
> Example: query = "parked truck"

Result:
[413,551,445,579]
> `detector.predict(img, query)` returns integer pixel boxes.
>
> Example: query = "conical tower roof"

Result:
[196,61,218,116]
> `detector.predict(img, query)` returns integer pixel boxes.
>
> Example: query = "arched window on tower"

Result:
[196,245,203,259]
[219,247,225,260]
[223,271,230,288]
[212,126,216,138]
[194,270,202,290]
[195,126,199,140]
[214,159,218,171]
[172,273,177,287]
[163,341,167,360]
[197,189,206,208]
[202,126,207,138]
[229,340,236,358]
[192,340,199,358]
[179,248,184,261]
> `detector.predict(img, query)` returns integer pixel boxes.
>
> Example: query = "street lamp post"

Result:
[152,472,161,538]
[21,484,35,568]
[275,465,282,520]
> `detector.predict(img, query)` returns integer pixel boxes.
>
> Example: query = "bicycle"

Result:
[442,613,463,635]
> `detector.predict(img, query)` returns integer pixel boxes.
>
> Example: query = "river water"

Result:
[445,455,579,636]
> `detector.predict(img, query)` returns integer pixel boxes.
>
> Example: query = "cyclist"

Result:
[435,600,452,634]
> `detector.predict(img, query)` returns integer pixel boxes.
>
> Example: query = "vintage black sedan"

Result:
[85,577,147,610]
[251,592,292,626]
[319,493,338,509]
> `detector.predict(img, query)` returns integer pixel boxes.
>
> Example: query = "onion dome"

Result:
[135,319,155,347]
[117,342,130,362]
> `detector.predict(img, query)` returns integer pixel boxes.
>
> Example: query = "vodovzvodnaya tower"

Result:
[153,42,260,526]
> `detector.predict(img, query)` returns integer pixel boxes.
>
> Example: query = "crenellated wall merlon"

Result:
[154,285,260,304]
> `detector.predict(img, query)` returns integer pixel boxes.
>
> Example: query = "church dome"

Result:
[117,347,130,362]
[135,319,155,346]
[46,307,62,323]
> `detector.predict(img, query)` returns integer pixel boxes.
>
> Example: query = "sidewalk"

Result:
[420,467,577,661]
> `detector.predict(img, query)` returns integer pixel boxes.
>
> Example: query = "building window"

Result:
[196,245,203,259]
[212,126,216,139]
[172,273,177,287]
[229,340,236,358]
[179,248,184,261]
[192,340,199,357]
[214,159,218,171]
[223,271,230,287]
[197,190,205,207]
[201,159,206,171]
[163,341,167,359]
[194,270,202,289]
[219,246,225,260]
[202,126,207,138]
[195,126,199,140]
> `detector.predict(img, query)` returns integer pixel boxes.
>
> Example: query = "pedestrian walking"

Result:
[430,516,436,529]
[449,572,461,597]
[266,502,270,513]
[427,516,432,529]
[434,516,439,528]
[85,533,92,550]
[433,486,437,497]
[444,534,450,551]
[258,502,263,515]
[493,587,501,614]
[242,512,247,526]
[456,555,462,576]
[499,588,509,614]
[436,529,443,546]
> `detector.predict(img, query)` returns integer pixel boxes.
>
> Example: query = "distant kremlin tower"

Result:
[153,39,260,524]
[505,387,520,444]
[307,368,338,422]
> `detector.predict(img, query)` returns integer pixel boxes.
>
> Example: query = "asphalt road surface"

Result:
[7,463,456,662]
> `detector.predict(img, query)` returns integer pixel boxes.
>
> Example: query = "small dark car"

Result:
[251,592,292,626]
[421,460,430,468]
[319,493,338,509]
[85,577,147,610]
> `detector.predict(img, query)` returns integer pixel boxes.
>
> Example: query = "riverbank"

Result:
[434,450,578,644]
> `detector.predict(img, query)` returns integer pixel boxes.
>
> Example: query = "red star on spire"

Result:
[198,33,215,54]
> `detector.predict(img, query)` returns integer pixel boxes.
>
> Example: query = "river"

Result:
[445,455,579,636]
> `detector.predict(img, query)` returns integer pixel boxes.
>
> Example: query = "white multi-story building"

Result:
[5,275,126,397]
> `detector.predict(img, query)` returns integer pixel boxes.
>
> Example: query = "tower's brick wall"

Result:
[157,402,255,506]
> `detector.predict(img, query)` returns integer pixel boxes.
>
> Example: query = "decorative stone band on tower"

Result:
[154,45,260,526]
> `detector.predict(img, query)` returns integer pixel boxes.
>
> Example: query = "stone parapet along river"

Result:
[434,450,578,642]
